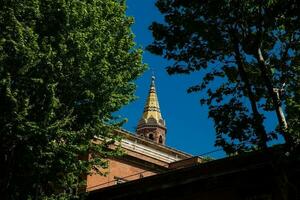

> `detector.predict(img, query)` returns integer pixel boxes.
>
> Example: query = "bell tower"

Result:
[136,76,166,145]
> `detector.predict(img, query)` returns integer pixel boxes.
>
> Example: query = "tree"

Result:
[285,63,300,147]
[0,0,145,199]
[148,0,300,153]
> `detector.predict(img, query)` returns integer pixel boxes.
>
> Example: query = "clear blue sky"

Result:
[116,0,225,158]
[118,0,283,159]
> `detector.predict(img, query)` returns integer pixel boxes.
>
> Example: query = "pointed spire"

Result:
[141,75,164,126]
[137,75,166,144]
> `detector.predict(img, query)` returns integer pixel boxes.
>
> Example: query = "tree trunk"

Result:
[231,34,268,149]
[256,48,291,147]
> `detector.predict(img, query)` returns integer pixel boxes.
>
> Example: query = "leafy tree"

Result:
[285,63,300,147]
[0,0,145,199]
[148,0,300,153]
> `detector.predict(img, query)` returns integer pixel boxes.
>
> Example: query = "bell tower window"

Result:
[159,135,163,144]
[149,134,154,140]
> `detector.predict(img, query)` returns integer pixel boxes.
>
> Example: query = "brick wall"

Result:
[86,158,157,191]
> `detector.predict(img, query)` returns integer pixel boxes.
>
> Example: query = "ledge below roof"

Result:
[115,129,192,161]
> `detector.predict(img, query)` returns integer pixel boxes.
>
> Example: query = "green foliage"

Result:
[148,0,300,153]
[285,64,300,146]
[0,0,146,199]
[202,156,214,162]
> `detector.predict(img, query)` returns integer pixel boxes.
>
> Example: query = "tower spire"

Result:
[136,75,166,145]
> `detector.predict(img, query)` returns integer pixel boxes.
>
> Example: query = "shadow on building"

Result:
[88,148,300,200]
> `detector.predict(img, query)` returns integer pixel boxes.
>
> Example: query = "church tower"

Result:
[136,76,167,145]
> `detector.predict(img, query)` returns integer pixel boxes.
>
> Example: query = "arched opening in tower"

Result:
[159,135,163,144]
[149,134,154,140]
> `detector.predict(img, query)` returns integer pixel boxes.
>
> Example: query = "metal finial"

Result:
[151,69,156,80]
[151,69,155,86]
[151,75,155,81]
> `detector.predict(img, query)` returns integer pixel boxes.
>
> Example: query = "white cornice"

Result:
[120,138,181,163]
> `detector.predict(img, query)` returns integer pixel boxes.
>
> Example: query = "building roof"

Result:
[88,147,300,200]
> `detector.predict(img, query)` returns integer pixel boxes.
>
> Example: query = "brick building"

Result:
[86,76,202,191]
[88,148,300,200]
[85,78,300,200]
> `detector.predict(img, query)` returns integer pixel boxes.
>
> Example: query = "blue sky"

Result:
[117,0,225,158]
[117,0,284,159]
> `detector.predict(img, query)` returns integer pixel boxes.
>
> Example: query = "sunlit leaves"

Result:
[0,0,145,199]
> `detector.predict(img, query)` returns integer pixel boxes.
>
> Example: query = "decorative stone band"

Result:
[120,138,180,163]
[137,123,166,130]
[143,106,161,113]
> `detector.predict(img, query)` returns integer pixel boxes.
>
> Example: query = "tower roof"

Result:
[137,76,165,128]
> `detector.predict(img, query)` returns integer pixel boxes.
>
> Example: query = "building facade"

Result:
[88,148,300,200]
